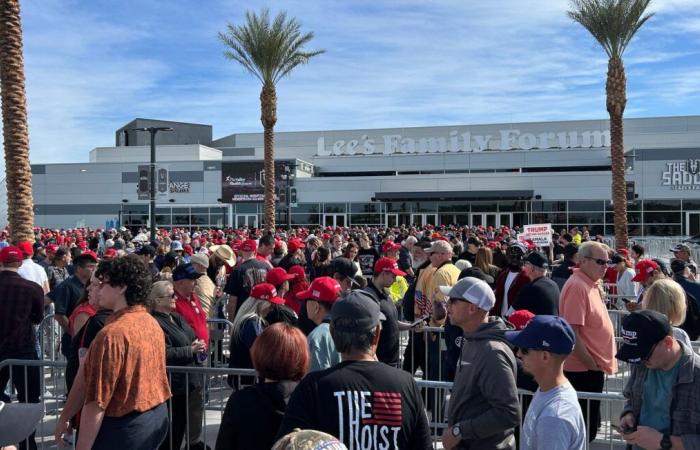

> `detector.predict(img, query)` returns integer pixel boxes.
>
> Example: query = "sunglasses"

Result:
[584,256,611,266]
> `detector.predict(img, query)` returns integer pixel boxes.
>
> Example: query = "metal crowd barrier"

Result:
[0,358,630,450]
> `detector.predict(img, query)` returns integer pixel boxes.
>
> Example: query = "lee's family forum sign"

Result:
[518,224,553,247]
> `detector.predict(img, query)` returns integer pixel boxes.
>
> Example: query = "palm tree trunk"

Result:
[606,56,628,249]
[260,82,277,233]
[0,0,34,243]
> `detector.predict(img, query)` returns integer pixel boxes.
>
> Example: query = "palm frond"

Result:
[219,8,324,86]
[568,0,653,59]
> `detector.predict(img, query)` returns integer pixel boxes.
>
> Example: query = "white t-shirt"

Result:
[521,382,586,450]
[18,258,49,293]
[501,271,519,317]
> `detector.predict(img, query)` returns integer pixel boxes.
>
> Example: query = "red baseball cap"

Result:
[374,257,406,276]
[103,248,118,259]
[508,310,535,331]
[288,264,306,281]
[266,267,295,287]
[382,241,401,253]
[16,241,33,257]
[0,246,24,264]
[287,238,306,253]
[297,276,342,303]
[250,283,285,305]
[77,241,87,249]
[632,259,659,283]
[240,239,257,253]
[77,250,98,263]
[46,244,59,254]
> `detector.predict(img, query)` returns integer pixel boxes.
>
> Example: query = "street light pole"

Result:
[132,126,173,241]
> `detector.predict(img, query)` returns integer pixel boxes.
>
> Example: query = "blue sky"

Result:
[11,0,700,163]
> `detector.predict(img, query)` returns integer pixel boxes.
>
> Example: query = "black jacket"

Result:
[215,381,298,450]
[151,310,200,395]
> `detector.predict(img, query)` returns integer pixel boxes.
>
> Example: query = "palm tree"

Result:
[0,0,34,243]
[219,9,324,232]
[568,0,653,249]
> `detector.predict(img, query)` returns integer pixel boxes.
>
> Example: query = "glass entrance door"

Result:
[386,214,398,227]
[687,212,700,236]
[324,214,346,228]
[235,214,257,228]
[410,214,437,227]
[471,213,506,228]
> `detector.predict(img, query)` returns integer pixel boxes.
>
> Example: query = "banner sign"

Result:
[137,165,169,200]
[221,161,289,203]
[519,223,553,247]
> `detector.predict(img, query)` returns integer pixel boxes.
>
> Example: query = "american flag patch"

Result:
[362,391,402,427]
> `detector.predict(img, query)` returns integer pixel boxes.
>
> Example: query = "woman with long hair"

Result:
[643,278,694,345]
[227,283,286,387]
[216,323,309,450]
[474,247,500,280]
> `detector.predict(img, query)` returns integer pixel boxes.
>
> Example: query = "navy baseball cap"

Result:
[331,291,386,332]
[616,310,671,364]
[172,263,202,281]
[506,315,576,354]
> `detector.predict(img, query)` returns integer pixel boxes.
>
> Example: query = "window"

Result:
[350,203,379,213]
[234,203,258,214]
[291,214,321,225]
[643,211,681,224]
[531,201,566,212]
[291,203,320,214]
[349,214,381,225]
[386,202,410,213]
[498,201,528,212]
[323,203,346,213]
[471,202,497,212]
[645,224,681,236]
[568,213,604,224]
[682,200,700,210]
[438,202,469,213]
[643,200,681,211]
[568,201,605,212]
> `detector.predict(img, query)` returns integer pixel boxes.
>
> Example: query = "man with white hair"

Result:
[399,236,417,281]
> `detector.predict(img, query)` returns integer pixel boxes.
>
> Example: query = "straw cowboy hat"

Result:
[209,244,236,267]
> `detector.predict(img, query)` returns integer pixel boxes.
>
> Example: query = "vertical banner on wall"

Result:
[137,165,169,200]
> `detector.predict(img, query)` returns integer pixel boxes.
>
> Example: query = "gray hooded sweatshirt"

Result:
[447,316,520,450]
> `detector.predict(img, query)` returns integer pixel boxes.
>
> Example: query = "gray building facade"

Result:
[19,116,700,237]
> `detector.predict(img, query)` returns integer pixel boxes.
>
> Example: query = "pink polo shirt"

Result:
[559,269,617,374]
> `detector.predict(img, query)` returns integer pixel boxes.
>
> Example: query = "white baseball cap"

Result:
[439,277,495,311]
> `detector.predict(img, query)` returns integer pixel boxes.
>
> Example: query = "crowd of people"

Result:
[0,223,699,449]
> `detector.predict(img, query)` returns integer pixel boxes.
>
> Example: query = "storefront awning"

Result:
[373,190,534,201]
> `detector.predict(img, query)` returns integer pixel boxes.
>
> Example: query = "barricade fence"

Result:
[0,358,629,450]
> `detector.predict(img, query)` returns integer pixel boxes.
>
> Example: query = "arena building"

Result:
[13,115,700,237]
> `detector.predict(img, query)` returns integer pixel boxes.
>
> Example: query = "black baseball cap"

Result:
[331,257,357,279]
[136,244,156,256]
[563,243,578,258]
[331,291,386,332]
[671,259,688,274]
[524,251,548,269]
[616,310,671,364]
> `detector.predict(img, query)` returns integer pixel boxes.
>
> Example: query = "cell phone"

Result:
[611,424,634,434]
